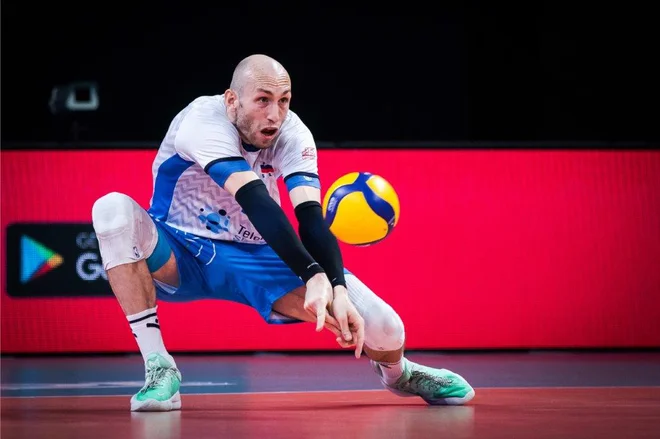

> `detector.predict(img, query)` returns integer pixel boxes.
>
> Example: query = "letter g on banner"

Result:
[76,252,108,281]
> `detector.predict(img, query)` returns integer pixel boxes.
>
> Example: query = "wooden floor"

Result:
[2,352,660,438]
[3,387,660,439]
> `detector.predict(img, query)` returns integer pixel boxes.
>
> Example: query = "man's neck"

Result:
[242,141,259,152]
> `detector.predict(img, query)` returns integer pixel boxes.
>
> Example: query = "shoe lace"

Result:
[406,371,453,394]
[142,360,176,392]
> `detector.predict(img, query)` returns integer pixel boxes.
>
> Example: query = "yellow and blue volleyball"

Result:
[322,172,400,246]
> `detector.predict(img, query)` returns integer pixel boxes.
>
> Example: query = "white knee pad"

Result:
[346,274,405,351]
[91,192,159,270]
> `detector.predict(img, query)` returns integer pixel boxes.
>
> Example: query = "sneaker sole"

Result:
[426,388,476,406]
[131,391,182,412]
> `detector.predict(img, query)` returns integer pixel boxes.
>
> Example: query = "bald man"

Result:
[92,54,475,412]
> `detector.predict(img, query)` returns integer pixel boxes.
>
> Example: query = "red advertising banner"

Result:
[2,149,660,353]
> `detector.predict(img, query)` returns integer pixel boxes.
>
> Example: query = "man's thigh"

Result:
[147,219,216,302]
[151,221,305,322]
[210,241,306,323]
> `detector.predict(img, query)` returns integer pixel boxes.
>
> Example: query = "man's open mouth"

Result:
[261,128,278,137]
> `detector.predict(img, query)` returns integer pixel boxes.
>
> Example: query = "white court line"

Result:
[2,386,659,399]
[0,381,234,391]
[1,388,386,399]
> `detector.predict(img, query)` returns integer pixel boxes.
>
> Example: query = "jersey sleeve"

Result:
[174,107,251,188]
[277,115,321,192]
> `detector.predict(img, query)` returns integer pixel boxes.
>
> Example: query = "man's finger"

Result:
[316,307,326,332]
[352,317,365,359]
[336,311,352,342]
[324,314,342,337]
[335,337,356,348]
[354,329,365,359]
[325,314,341,329]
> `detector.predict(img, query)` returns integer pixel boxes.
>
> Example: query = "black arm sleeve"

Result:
[235,180,324,283]
[294,200,347,288]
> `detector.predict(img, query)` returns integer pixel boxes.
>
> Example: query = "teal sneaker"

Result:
[371,357,475,405]
[130,353,182,412]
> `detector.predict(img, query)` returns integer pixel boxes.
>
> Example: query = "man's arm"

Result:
[275,114,346,288]
[288,185,347,289]
[289,184,364,357]
[275,116,363,354]
[224,170,335,332]
[221,170,325,284]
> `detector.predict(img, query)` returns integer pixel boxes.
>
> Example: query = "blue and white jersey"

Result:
[147,95,320,244]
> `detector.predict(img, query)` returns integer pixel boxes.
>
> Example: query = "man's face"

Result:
[227,76,291,149]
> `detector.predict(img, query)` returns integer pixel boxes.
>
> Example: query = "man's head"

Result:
[224,54,292,149]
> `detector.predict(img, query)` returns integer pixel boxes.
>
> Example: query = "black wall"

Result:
[2,4,658,144]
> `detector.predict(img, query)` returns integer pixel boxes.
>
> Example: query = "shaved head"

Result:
[230,54,290,96]
[224,54,293,149]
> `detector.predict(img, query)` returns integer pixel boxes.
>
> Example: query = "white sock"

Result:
[378,358,405,385]
[127,306,176,367]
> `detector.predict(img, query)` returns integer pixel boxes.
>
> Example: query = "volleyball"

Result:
[322,172,400,246]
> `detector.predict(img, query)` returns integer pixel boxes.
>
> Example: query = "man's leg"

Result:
[106,254,178,364]
[273,274,475,405]
[217,241,473,405]
[272,280,405,365]
[92,192,182,412]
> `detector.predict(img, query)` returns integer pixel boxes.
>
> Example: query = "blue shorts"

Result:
[148,217,307,324]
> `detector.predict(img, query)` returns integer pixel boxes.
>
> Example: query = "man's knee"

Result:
[363,302,405,352]
[92,192,137,236]
[92,192,159,271]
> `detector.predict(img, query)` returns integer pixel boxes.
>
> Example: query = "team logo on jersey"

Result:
[198,207,231,233]
[260,163,274,175]
[301,147,316,160]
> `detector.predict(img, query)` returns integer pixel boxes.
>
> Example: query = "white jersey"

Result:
[147,95,320,244]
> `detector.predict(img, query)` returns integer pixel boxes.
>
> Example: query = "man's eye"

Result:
[259,97,269,103]
[280,98,289,104]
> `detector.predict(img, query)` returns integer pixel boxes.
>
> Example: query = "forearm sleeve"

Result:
[235,180,324,283]
[295,200,346,288]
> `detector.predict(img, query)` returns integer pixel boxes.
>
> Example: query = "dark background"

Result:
[2,4,658,145]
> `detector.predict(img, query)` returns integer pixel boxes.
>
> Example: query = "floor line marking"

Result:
[2,386,660,399]
[0,381,234,391]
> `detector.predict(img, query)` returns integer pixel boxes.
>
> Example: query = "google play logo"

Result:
[20,235,64,284]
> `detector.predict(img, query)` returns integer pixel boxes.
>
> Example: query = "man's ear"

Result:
[224,89,238,107]
[224,89,238,121]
